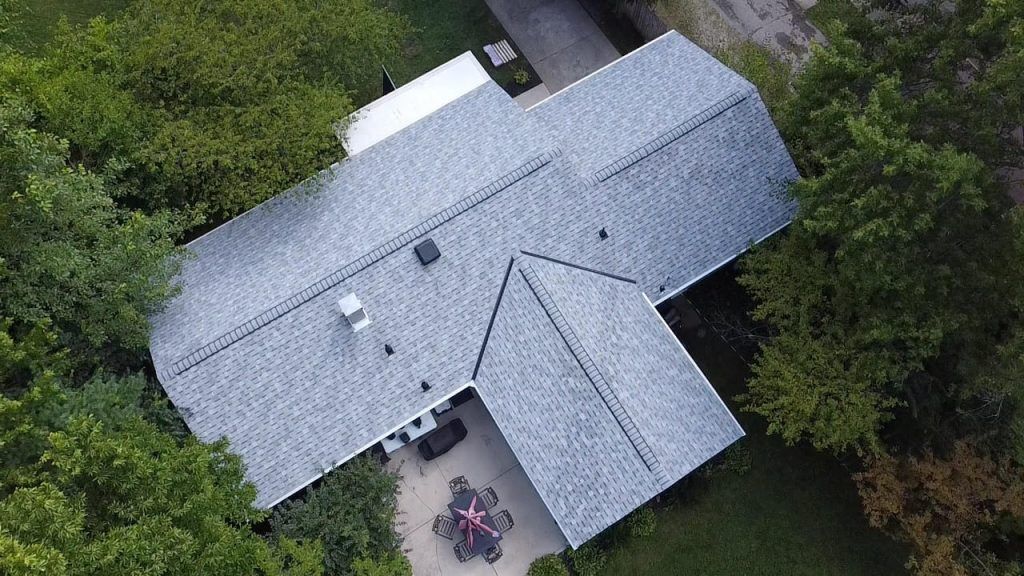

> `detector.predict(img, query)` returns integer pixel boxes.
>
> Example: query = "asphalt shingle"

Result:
[148,32,797,513]
[475,254,742,547]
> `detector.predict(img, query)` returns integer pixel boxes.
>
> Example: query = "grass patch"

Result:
[602,270,909,576]
[379,0,538,95]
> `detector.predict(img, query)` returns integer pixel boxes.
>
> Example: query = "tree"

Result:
[801,0,1024,173]
[0,96,187,372]
[271,456,406,576]
[855,441,1024,576]
[740,76,1024,453]
[3,0,410,222]
[0,412,322,576]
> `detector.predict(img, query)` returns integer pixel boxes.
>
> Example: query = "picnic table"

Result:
[448,489,502,555]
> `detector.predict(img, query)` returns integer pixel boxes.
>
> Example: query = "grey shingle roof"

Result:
[148,31,797,512]
[475,254,742,547]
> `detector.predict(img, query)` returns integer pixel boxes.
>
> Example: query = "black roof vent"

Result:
[421,380,431,392]
[414,239,441,265]
[385,344,395,356]
[598,227,609,240]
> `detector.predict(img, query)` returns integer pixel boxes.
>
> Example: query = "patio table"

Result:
[448,489,502,555]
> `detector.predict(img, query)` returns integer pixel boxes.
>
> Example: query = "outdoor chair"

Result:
[448,475,470,497]
[453,540,477,563]
[484,543,503,564]
[480,486,499,508]
[432,514,457,540]
[493,509,514,533]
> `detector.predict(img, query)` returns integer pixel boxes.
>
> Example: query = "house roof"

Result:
[474,254,743,547]
[148,31,797,510]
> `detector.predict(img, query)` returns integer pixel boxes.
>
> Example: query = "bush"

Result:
[701,441,752,478]
[513,66,530,86]
[271,456,403,575]
[351,552,411,576]
[527,553,568,576]
[568,543,606,576]
[624,506,657,539]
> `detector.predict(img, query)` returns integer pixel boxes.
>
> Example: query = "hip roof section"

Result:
[474,253,743,548]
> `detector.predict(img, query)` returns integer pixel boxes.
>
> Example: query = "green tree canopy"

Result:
[794,0,1024,172]
[0,96,187,373]
[741,74,1024,454]
[2,0,409,222]
[0,326,321,576]
[0,414,323,576]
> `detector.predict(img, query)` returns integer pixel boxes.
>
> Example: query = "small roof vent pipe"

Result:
[338,293,371,332]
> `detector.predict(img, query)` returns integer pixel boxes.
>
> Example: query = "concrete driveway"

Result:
[484,0,620,92]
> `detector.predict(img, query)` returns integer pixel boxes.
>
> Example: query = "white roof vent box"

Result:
[338,293,371,332]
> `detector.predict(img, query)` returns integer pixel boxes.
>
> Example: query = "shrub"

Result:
[271,456,403,575]
[351,552,411,576]
[624,506,657,539]
[701,441,752,478]
[568,543,606,576]
[513,66,530,86]
[527,553,568,576]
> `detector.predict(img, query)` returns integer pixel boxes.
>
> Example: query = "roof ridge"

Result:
[161,151,557,382]
[518,250,636,284]
[591,87,755,183]
[519,262,672,488]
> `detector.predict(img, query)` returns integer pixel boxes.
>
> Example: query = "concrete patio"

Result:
[387,395,567,575]
[484,0,620,93]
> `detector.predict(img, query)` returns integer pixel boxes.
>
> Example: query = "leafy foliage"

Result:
[0,407,322,575]
[740,72,1024,454]
[527,554,569,576]
[0,2,420,573]
[568,542,607,576]
[271,456,405,576]
[350,553,410,576]
[0,96,187,371]
[795,0,1024,171]
[4,0,409,222]
[701,441,752,478]
[739,1,1024,572]
[624,506,657,539]
[855,441,1024,576]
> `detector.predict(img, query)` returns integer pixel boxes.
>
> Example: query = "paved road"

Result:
[484,0,620,93]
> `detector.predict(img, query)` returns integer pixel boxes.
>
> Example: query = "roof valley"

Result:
[519,262,672,488]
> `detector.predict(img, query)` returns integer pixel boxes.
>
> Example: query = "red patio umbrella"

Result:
[452,495,500,550]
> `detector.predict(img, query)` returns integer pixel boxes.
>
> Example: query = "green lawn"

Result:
[602,288,909,575]
[8,0,127,52]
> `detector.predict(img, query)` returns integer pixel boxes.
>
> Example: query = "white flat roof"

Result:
[342,52,491,155]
